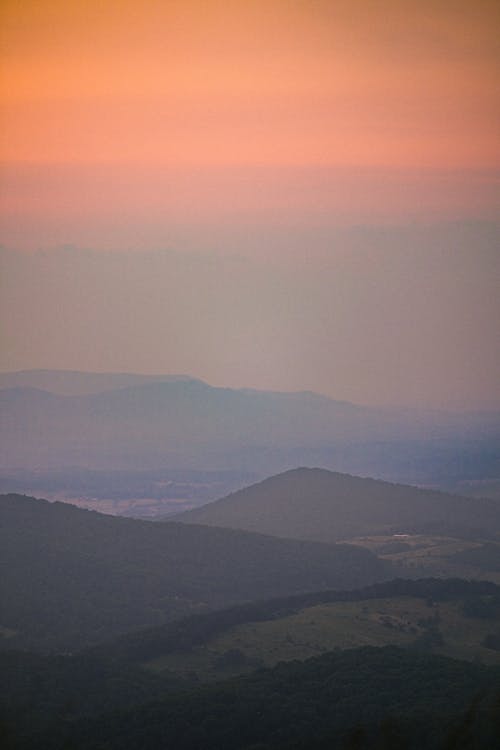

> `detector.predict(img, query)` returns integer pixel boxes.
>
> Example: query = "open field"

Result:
[344,534,500,584]
[146,593,500,681]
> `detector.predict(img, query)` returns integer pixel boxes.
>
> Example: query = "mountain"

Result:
[0,493,391,651]
[1,373,498,479]
[0,369,199,395]
[176,467,500,542]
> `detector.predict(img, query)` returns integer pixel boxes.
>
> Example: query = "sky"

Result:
[1,0,499,409]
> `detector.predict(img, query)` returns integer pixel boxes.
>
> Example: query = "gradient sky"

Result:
[1,0,499,408]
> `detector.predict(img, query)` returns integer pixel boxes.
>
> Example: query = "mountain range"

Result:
[1,371,498,484]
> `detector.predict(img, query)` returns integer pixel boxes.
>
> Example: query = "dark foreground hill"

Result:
[176,467,500,542]
[7,646,500,750]
[1,580,499,748]
[0,494,391,651]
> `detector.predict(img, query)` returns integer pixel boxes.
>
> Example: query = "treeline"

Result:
[6,646,500,750]
[0,649,185,744]
[2,580,500,749]
[91,577,500,664]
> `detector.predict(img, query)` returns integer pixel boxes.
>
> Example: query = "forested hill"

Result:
[85,577,500,665]
[2,579,500,748]
[0,493,391,651]
[176,467,500,542]
[11,646,500,750]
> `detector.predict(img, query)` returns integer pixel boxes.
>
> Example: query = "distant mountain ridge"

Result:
[0,369,200,396]
[176,467,500,542]
[1,370,498,474]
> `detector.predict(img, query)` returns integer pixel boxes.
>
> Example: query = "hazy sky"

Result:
[1,0,499,409]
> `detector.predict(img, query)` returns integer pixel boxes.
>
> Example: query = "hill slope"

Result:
[2,580,500,748]
[79,578,499,675]
[0,493,391,651]
[11,646,500,750]
[176,467,500,542]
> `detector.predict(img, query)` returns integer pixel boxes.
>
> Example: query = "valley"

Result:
[144,584,500,682]
[1,377,499,750]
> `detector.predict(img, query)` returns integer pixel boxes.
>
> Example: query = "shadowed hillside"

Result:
[176,467,500,542]
[8,646,500,750]
[0,493,391,651]
[85,578,500,675]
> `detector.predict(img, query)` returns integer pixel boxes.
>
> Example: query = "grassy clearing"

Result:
[0,625,17,640]
[145,594,500,681]
[345,534,500,583]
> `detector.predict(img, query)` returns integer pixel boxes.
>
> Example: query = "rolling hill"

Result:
[2,579,500,749]
[0,493,391,651]
[129,578,500,681]
[76,578,500,674]
[176,467,500,542]
[9,646,500,750]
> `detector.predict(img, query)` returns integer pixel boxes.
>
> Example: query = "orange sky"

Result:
[2,0,499,168]
[1,1,499,407]
[1,0,499,250]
